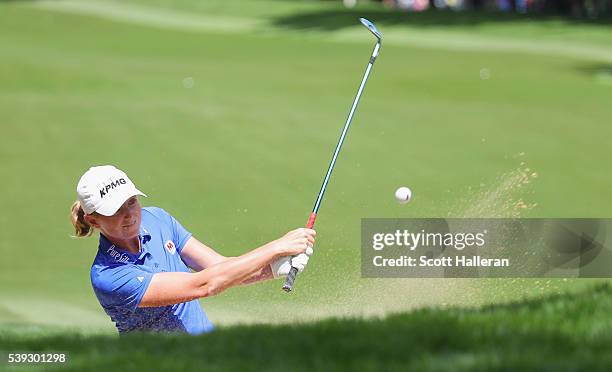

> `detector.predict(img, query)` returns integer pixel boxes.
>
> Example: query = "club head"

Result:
[359,18,381,42]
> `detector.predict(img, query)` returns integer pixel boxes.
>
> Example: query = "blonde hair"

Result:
[70,200,94,237]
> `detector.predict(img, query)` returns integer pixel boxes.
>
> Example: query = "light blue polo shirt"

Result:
[90,206,214,335]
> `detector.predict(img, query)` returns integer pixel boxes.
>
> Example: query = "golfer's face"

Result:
[98,196,142,239]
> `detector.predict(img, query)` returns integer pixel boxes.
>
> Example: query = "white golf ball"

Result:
[394,187,412,204]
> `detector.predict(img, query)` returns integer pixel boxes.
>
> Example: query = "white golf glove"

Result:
[270,246,314,279]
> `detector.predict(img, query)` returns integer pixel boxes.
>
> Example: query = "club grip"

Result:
[282,267,299,292]
[282,212,317,292]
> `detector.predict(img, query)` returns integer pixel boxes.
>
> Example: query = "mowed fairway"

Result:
[1,0,612,335]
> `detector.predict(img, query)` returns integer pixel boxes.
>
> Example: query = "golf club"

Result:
[282,18,382,292]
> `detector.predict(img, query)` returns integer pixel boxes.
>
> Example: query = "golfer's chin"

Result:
[120,220,140,237]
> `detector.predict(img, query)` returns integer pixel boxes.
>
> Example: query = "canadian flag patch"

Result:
[165,240,176,255]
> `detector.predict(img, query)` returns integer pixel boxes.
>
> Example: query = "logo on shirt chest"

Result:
[164,240,176,255]
[107,245,130,263]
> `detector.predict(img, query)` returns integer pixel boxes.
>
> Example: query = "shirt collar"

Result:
[140,226,152,245]
[98,225,152,263]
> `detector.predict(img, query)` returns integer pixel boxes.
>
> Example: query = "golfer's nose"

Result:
[123,206,133,219]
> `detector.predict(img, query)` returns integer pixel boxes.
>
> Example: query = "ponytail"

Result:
[70,200,93,237]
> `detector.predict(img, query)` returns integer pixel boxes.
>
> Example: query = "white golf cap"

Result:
[76,165,146,216]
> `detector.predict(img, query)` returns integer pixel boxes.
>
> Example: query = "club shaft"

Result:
[313,57,375,214]
[282,42,380,292]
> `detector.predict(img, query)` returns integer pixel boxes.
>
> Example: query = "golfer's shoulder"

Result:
[141,206,174,222]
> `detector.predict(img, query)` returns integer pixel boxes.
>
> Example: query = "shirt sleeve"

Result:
[155,207,193,254]
[170,213,192,253]
[92,264,154,312]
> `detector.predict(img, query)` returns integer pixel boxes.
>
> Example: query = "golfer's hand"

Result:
[272,228,316,256]
[270,246,314,279]
[269,228,316,279]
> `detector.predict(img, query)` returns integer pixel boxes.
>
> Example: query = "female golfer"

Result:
[70,165,315,335]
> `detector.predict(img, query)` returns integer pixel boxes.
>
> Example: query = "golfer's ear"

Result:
[85,214,100,229]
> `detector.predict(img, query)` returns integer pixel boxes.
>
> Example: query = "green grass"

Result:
[0,0,611,338]
[2,284,612,371]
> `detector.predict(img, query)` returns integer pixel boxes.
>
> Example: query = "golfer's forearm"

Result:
[240,265,274,285]
[193,243,278,295]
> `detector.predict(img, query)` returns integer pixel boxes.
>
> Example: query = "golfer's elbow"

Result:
[198,276,230,298]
